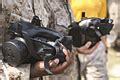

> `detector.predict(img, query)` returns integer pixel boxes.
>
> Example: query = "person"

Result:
[2,0,72,80]
[41,0,108,79]
[2,0,106,80]
[70,0,108,80]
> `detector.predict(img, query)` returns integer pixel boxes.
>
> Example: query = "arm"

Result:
[76,41,99,54]
[30,48,72,78]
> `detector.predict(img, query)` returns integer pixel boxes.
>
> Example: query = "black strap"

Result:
[65,0,72,24]
[32,0,36,16]
[65,1,81,79]
[76,55,81,80]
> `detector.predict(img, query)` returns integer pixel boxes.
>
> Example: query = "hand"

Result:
[50,48,72,74]
[30,48,71,78]
[76,41,99,54]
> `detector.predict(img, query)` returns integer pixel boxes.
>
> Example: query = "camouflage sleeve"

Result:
[2,0,34,23]
[1,0,32,80]
[0,60,30,80]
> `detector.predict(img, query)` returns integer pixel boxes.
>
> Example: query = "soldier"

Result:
[2,0,101,80]
[2,0,72,80]
[70,0,108,80]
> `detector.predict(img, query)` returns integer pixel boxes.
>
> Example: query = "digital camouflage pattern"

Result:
[2,0,79,80]
[2,0,108,80]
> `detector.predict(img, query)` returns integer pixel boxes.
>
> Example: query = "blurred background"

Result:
[0,0,120,80]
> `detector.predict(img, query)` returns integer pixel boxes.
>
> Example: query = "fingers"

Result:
[49,59,59,68]
[76,41,99,54]
[89,42,99,52]
[50,61,70,74]
[50,48,72,74]
[76,41,92,53]
[85,42,99,54]
[63,48,68,55]
[84,41,92,48]
[59,43,66,49]
[63,48,71,63]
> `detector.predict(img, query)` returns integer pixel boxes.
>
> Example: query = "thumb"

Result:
[49,59,59,67]
[84,41,92,48]
[53,59,59,64]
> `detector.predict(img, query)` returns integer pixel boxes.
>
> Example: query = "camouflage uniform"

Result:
[2,0,78,80]
[79,41,108,80]
[2,0,108,80]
